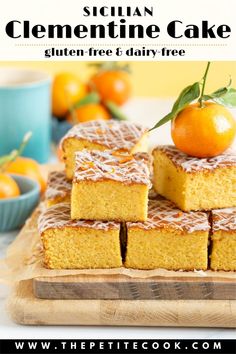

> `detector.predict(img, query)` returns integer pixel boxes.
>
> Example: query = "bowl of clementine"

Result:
[6,157,46,193]
[0,174,40,231]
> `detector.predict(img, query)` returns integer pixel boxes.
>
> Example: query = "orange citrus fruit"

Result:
[52,73,87,117]
[0,173,20,199]
[67,103,110,123]
[171,102,236,158]
[6,157,46,193]
[90,70,131,106]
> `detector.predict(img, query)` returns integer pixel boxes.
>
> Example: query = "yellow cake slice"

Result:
[210,208,236,271]
[71,150,151,222]
[125,198,210,270]
[152,145,236,211]
[45,171,71,207]
[60,119,148,179]
[38,203,122,269]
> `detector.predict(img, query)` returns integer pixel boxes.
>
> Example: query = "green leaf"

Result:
[172,82,200,113]
[202,77,232,101]
[105,101,128,121]
[149,112,174,130]
[149,82,200,131]
[0,131,32,170]
[213,88,236,108]
[202,88,228,101]
[73,92,100,109]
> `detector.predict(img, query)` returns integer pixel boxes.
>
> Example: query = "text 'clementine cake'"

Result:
[38,203,122,269]
[71,150,151,222]
[60,119,148,179]
[210,208,236,271]
[125,198,210,270]
[152,145,236,211]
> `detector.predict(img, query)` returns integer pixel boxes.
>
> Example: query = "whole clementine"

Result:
[67,103,110,123]
[6,157,46,193]
[0,173,20,199]
[90,70,131,106]
[52,73,87,117]
[171,102,236,158]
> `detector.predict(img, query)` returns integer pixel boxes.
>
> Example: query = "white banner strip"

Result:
[0,0,235,61]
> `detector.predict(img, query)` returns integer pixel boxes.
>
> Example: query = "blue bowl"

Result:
[0,174,40,232]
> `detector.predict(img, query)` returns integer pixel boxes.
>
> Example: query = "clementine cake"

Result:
[60,119,148,179]
[45,171,71,207]
[152,145,236,211]
[125,198,210,270]
[210,208,236,271]
[38,203,122,269]
[71,150,151,222]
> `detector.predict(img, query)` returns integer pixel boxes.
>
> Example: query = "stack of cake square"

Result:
[39,119,150,269]
[39,119,236,272]
[152,146,236,271]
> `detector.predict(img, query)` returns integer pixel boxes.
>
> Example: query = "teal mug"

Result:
[0,68,51,163]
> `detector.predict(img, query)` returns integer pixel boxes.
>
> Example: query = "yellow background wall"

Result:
[0,61,235,97]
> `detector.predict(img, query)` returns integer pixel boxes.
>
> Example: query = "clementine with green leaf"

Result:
[171,102,236,157]
[150,62,236,157]
[0,133,33,199]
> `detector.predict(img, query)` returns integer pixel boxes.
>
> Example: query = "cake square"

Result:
[125,198,210,270]
[45,171,71,207]
[71,150,151,222]
[210,208,236,271]
[152,145,236,211]
[60,119,148,179]
[38,203,122,269]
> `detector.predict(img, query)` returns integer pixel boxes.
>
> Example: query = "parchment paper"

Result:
[0,203,235,285]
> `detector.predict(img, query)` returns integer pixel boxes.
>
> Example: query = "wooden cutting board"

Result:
[7,280,236,327]
[33,274,236,300]
[34,163,236,301]
[6,163,235,327]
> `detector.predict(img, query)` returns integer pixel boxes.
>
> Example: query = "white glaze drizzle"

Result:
[154,145,236,173]
[60,119,148,152]
[73,150,151,186]
[127,199,210,233]
[45,171,72,200]
[38,203,120,234]
[212,208,236,232]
